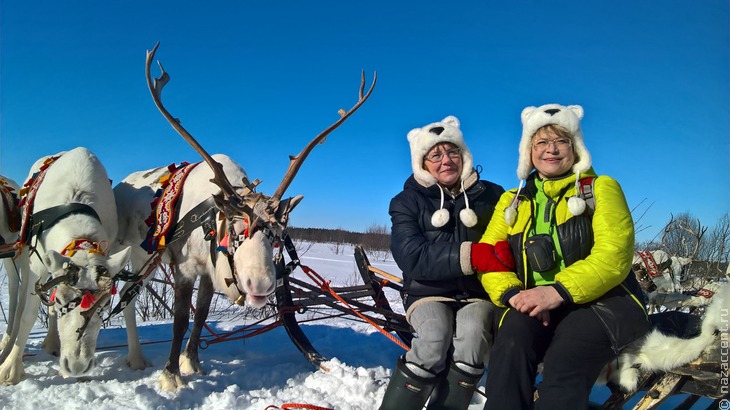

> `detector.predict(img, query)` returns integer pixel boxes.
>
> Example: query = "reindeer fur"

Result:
[114,153,289,391]
[0,176,20,353]
[599,282,729,392]
[0,148,131,385]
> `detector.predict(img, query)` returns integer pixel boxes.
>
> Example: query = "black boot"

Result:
[380,356,438,410]
[426,361,484,410]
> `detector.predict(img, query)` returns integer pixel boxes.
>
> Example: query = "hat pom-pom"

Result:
[431,209,450,228]
[460,208,478,228]
[504,206,517,226]
[567,196,587,216]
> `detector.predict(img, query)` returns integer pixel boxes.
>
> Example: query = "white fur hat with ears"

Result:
[406,115,477,228]
[407,115,474,187]
[517,104,592,180]
[504,104,593,226]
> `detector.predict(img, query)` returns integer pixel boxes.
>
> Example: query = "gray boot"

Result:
[380,356,439,410]
[426,361,484,410]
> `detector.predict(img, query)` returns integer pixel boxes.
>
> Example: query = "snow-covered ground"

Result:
[0,242,712,409]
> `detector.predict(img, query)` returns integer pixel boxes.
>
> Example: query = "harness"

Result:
[0,177,20,234]
[18,155,61,245]
[0,177,20,258]
[110,197,219,317]
[25,203,101,243]
[17,153,120,338]
[141,162,200,252]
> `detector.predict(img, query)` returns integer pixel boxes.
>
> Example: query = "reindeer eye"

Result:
[64,264,81,286]
[95,265,110,279]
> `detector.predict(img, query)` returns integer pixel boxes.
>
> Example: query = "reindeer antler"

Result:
[145,42,254,216]
[271,70,377,200]
[661,214,708,260]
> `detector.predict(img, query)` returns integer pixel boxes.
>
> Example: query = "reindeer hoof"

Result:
[158,369,185,392]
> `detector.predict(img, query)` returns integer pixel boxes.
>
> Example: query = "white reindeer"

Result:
[0,147,131,384]
[112,43,375,391]
[632,250,686,294]
[0,176,21,351]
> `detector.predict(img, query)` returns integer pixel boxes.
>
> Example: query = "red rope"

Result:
[298,264,410,352]
[265,404,334,410]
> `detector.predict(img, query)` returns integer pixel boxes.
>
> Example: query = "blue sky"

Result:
[1,1,727,243]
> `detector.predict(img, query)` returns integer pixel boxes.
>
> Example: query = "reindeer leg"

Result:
[42,306,61,356]
[180,274,214,375]
[122,281,152,370]
[158,275,194,392]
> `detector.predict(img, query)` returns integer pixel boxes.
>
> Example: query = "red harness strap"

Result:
[637,250,663,278]
[143,162,200,252]
[60,238,107,257]
[18,155,61,245]
[694,288,715,298]
[0,177,20,233]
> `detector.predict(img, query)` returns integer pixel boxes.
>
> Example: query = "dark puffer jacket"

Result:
[389,173,504,310]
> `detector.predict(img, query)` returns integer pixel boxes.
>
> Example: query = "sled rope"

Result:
[298,264,410,352]
[265,404,333,410]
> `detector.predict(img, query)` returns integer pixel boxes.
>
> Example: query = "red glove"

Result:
[471,241,515,272]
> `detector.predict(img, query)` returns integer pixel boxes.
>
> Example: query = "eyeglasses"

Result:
[425,148,461,163]
[532,137,572,151]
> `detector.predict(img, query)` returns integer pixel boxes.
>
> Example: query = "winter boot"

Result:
[426,361,484,410]
[379,356,439,410]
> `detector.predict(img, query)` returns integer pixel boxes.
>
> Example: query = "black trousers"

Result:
[484,304,616,410]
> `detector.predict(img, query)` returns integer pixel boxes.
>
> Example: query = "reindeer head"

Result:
[36,246,131,377]
[145,43,375,308]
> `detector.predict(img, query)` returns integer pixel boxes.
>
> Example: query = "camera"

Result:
[524,234,557,272]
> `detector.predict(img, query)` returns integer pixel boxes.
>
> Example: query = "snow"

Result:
[0,242,712,409]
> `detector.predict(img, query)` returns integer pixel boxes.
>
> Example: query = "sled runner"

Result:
[275,244,412,367]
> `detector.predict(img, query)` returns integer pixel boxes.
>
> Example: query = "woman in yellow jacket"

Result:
[469,104,650,409]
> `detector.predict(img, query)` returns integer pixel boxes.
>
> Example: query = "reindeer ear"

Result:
[43,250,69,273]
[275,195,304,224]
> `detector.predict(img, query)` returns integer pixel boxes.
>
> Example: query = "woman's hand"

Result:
[509,286,564,325]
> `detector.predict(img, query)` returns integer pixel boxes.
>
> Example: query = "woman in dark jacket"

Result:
[380,116,504,410]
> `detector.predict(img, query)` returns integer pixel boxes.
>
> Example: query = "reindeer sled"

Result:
[104,42,420,392]
[111,44,729,408]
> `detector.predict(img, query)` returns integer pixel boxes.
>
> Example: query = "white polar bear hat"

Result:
[517,103,591,180]
[504,104,593,226]
[407,115,477,228]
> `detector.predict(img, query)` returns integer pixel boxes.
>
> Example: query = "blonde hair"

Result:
[533,124,578,160]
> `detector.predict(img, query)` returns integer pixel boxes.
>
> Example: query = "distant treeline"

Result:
[288,225,391,252]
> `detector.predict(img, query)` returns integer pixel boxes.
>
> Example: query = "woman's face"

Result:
[531,129,575,179]
[423,142,462,188]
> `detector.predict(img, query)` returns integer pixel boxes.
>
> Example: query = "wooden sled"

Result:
[275,245,412,367]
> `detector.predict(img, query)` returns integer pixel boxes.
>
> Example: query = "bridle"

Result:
[34,243,118,340]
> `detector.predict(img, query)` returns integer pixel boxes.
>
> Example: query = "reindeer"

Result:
[633,216,707,312]
[0,176,21,351]
[0,147,131,385]
[112,43,375,391]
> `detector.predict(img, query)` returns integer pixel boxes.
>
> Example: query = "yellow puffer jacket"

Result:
[477,170,635,308]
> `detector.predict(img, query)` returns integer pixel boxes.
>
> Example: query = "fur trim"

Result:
[460,241,475,275]
[517,104,591,180]
[407,115,473,187]
[600,282,730,392]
